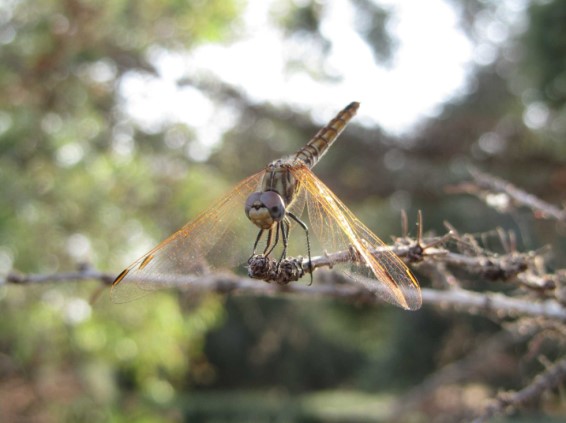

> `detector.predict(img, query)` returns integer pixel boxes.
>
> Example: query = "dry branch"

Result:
[3,266,566,320]
[3,213,565,319]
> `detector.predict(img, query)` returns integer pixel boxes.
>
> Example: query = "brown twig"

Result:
[4,268,115,285]
[246,230,558,298]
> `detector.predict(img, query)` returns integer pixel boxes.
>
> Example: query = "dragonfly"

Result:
[112,102,422,310]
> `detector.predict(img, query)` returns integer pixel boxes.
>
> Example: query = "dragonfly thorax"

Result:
[261,161,298,205]
[245,191,286,230]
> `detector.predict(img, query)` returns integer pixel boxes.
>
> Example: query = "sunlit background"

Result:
[123,0,474,137]
[1,0,565,421]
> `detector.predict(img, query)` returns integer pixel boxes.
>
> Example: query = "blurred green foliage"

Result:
[1,0,238,421]
[1,0,565,421]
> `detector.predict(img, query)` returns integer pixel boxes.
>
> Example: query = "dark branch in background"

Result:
[473,357,566,423]
[470,167,566,221]
[390,323,540,421]
[447,167,566,222]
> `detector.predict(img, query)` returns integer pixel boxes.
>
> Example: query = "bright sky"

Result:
[121,0,477,152]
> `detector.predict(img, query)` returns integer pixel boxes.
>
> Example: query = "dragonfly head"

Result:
[245,191,286,229]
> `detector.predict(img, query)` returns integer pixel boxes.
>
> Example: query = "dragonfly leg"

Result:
[262,227,273,254]
[287,212,313,285]
[264,225,280,257]
[249,228,267,263]
[277,219,290,266]
[252,229,265,255]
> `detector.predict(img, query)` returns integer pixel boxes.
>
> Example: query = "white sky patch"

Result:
[119,67,213,132]
[120,0,474,140]
[318,0,473,131]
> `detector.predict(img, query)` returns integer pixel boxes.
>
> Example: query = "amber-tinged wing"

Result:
[290,165,421,310]
[111,170,265,303]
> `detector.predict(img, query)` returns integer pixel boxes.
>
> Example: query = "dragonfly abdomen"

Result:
[293,101,360,168]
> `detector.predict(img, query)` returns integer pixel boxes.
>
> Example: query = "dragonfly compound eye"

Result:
[260,191,285,221]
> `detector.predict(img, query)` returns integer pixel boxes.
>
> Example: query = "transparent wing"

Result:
[290,165,421,310]
[111,170,265,303]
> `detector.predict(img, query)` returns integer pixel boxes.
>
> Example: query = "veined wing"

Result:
[290,165,421,310]
[111,170,265,303]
